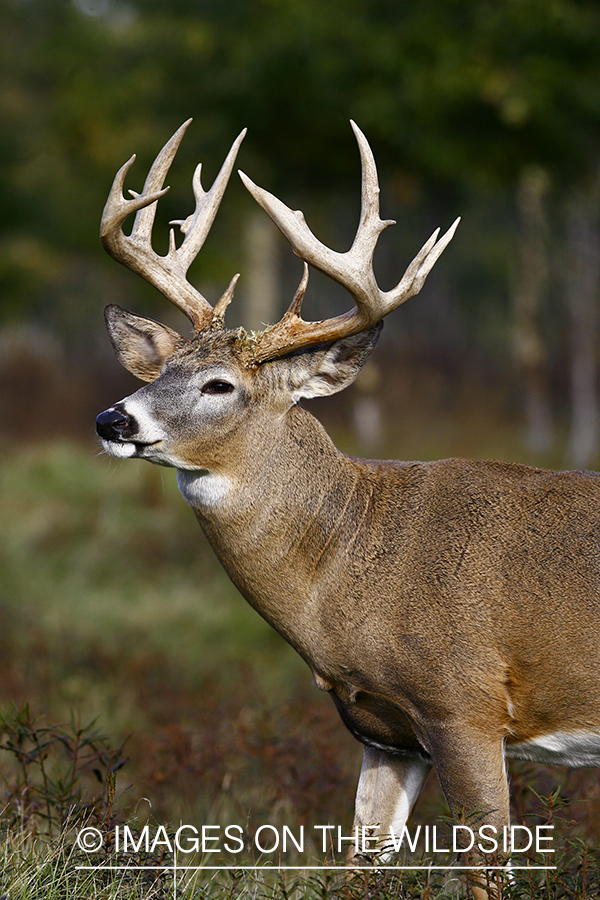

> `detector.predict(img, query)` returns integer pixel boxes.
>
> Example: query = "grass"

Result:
[1,820,599,899]
[0,440,308,696]
[0,438,599,897]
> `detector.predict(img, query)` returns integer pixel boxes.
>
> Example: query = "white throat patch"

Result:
[176,469,232,509]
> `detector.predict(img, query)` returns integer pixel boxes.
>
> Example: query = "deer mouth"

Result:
[100,438,138,459]
[100,437,163,459]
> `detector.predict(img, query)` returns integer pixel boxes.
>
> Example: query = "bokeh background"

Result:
[2,0,600,857]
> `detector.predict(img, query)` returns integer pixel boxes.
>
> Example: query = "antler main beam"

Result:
[239,121,459,363]
[100,120,246,331]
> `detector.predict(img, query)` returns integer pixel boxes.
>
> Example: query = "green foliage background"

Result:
[2,0,600,336]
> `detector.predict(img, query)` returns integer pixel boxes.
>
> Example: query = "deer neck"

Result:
[176,405,369,648]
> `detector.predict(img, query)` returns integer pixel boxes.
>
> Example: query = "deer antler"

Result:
[239,121,459,363]
[100,119,246,331]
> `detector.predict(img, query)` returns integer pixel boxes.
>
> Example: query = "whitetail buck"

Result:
[97,120,600,895]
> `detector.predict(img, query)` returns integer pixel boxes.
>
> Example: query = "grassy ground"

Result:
[0,437,599,897]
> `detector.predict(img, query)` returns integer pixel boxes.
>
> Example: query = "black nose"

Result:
[96,407,134,441]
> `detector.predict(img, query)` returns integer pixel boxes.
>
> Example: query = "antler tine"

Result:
[130,118,193,244]
[173,128,247,275]
[211,272,241,328]
[239,121,459,363]
[349,119,396,266]
[101,121,246,332]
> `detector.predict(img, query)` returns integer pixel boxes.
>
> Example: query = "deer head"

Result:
[96,119,458,480]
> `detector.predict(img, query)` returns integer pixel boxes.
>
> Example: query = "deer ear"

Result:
[288,322,383,402]
[104,304,188,382]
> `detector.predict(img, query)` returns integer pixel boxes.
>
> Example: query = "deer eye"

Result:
[202,379,235,395]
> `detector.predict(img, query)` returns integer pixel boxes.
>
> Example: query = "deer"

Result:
[96,120,600,899]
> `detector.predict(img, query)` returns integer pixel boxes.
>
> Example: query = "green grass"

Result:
[0,441,309,694]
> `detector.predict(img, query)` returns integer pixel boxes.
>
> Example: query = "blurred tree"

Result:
[563,176,600,468]
[512,167,552,456]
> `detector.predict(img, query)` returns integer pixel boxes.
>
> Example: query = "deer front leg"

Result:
[430,726,510,900]
[348,746,431,861]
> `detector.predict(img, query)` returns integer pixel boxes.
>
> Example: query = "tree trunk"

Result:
[512,167,553,457]
[563,183,600,470]
[242,210,279,332]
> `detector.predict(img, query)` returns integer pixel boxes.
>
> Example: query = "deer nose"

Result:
[96,407,136,441]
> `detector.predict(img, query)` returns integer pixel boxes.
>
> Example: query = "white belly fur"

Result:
[506,730,600,766]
